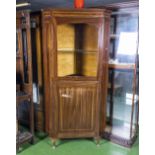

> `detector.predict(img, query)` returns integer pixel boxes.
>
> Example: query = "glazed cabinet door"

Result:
[57,81,99,138]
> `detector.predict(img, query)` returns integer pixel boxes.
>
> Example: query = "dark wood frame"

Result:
[16,11,33,94]
[30,12,45,131]
[42,9,111,147]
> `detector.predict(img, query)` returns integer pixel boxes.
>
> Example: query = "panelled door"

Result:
[57,81,99,138]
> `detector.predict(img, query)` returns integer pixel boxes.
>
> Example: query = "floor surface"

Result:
[17,132,139,155]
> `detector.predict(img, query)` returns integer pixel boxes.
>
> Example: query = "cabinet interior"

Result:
[57,23,98,77]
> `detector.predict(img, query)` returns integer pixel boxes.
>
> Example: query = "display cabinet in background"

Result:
[16,11,34,149]
[103,2,139,147]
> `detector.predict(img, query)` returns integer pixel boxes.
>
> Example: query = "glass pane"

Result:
[109,10,138,63]
[105,8,139,141]
[111,70,134,139]
[57,24,98,77]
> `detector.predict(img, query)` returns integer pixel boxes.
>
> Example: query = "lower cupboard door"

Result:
[57,81,100,138]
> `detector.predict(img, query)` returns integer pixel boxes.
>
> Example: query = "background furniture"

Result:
[16,11,33,93]
[102,2,139,147]
[16,91,34,150]
[42,9,111,147]
[30,12,45,132]
[16,11,34,149]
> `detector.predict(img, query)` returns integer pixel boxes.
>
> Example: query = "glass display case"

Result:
[103,6,139,147]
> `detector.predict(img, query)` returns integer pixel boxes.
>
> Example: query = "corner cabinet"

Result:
[42,9,111,147]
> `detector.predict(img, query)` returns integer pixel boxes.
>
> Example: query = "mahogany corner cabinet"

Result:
[42,9,111,148]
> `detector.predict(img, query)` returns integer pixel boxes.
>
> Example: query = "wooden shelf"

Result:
[108,63,135,70]
[58,49,97,53]
[110,34,119,39]
[108,83,122,89]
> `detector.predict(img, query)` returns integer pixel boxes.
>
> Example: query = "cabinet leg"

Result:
[16,131,21,152]
[16,144,19,152]
[51,138,57,149]
[94,137,100,147]
[30,136,34,144]
[16,144,22,153]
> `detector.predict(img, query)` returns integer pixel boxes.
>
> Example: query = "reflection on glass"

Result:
[107,70,134,139]
[109,12,138,63]
[131,93,138,138]
[132,68,139,138]
[57,24,98,77]
[117,32,137,55]
[106,7,139,144]
[22,29,29,83]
